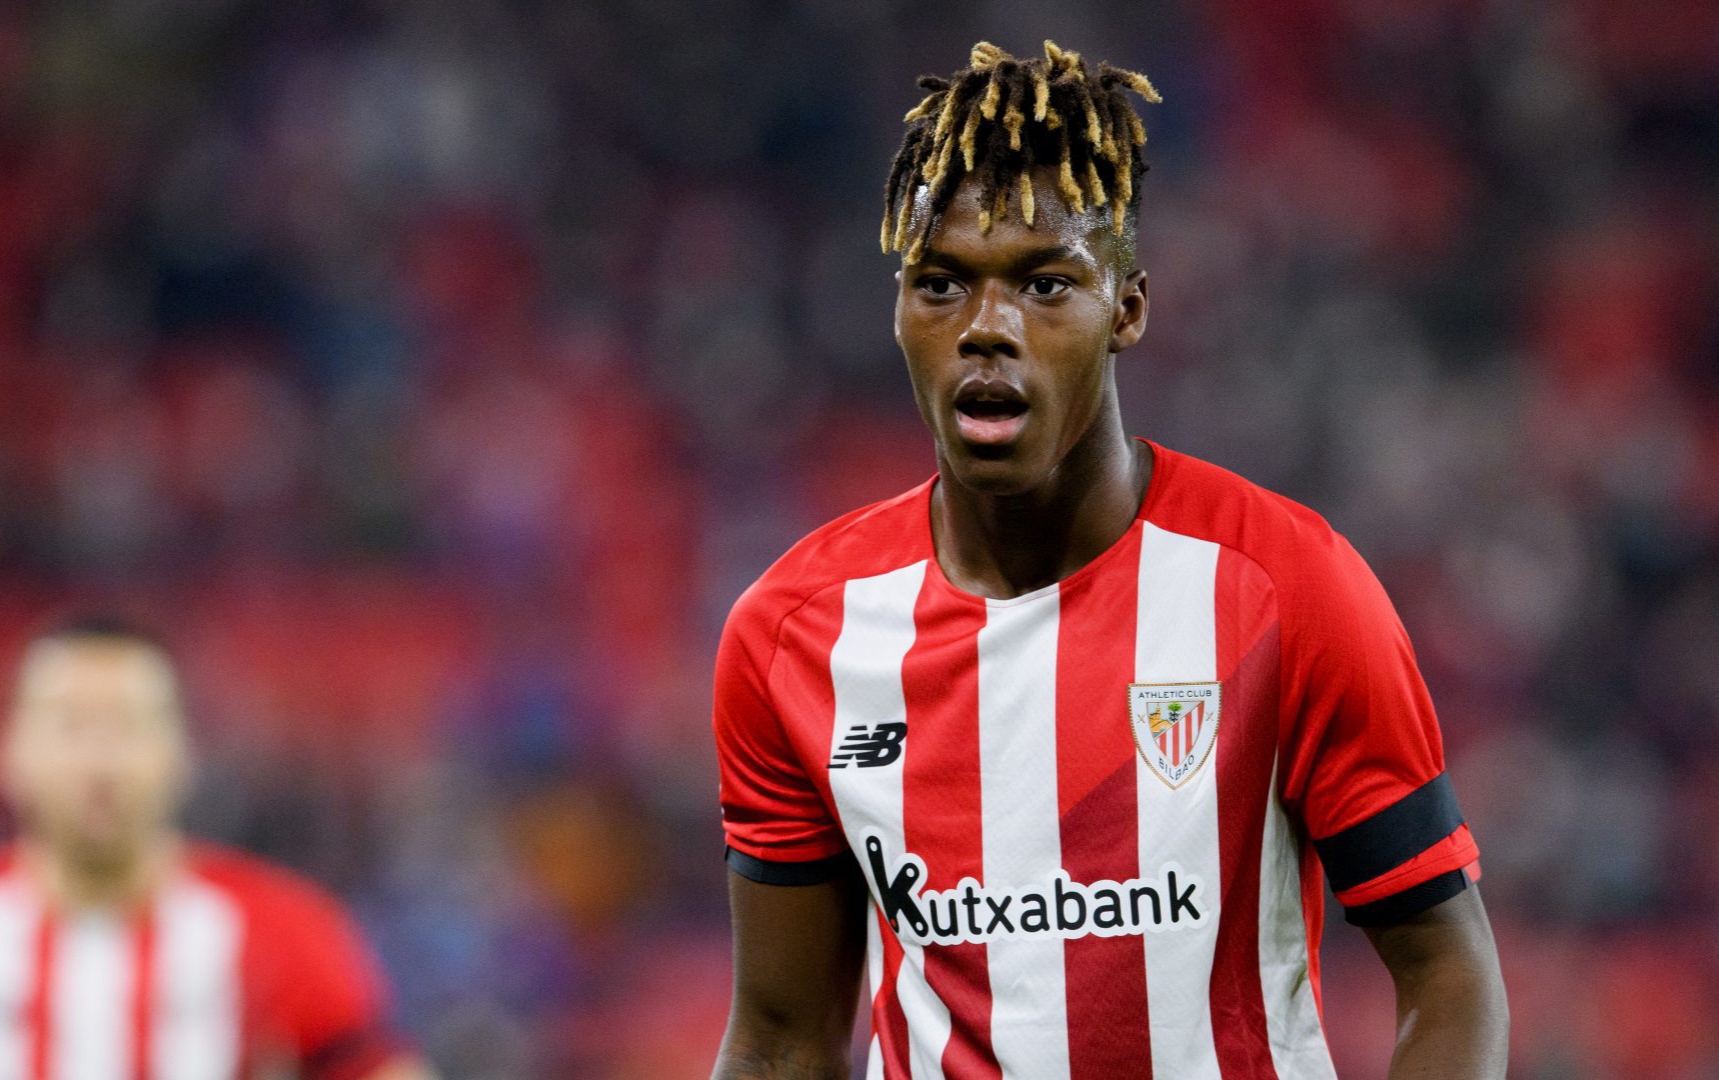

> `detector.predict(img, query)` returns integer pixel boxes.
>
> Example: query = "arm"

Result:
[1365,885,1509,1079]
[271,881,429,1080]
[713,863,870,1080]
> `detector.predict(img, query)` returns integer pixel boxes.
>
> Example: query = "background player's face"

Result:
[5,640,189,871]
[895,169,1147,495]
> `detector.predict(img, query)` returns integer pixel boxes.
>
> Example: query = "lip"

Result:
[952,377,1030,446]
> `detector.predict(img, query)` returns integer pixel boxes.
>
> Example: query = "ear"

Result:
[1109,269,1149,352]
[893,269,908,347]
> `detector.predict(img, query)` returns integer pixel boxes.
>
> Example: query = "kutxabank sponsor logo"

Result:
[1130,681,1221,789]
[862,834,1207,946]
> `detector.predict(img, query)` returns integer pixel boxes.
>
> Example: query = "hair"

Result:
[882,40,1163,264]
[27,613,172,658]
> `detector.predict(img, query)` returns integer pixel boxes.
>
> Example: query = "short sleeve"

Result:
[278,890,413,1080]
[713,587,848,884]
[1278,533,1481,926]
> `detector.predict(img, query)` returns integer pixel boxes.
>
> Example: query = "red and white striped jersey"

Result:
[0,843,407,1080]
[715,440,1481,1079]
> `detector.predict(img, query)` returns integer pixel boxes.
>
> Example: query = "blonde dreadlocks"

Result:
[882,40,1162,264]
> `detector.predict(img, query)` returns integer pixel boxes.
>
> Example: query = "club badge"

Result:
[1129,682,1221,789]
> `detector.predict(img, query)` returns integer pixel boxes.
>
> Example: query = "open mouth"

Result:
[953,381,1030,445]
[955,398,1029,422]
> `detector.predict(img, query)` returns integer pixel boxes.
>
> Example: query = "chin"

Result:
[64,829,146,872]
[940,443,1048,496]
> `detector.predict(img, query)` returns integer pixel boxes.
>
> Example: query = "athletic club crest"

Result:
[1129,682,1221,789]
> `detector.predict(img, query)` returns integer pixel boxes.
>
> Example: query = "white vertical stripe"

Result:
[153,879,242,1080]
[1259,763,1338,1079]
[866,906,884,1009]
[825,562,949,1080]
[51,913,132,1080]
[0,879,40,1080]
[978,595,1070,1080]
[1135,521,1223,1079]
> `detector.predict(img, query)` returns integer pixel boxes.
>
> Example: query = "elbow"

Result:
[716,1000,853,1080]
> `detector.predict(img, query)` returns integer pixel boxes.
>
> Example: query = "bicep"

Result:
[722,862,869,1068]
[1363,884,1510,1077]
[1363,884,1501,991]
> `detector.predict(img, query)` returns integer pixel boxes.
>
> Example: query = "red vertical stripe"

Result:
[874,907,914,1078]
[1055,524,1152,1078]
[901,579,1001,1079]
[132,905,156,1080]
[28,910,55,1080]
[1209,550,1280,1077]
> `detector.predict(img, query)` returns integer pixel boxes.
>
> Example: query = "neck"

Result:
[932,404,1149,600]
[21,831,181,911]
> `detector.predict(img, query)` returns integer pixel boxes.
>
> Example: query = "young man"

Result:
[712,41,1507,1080]
[0,616,436,1080]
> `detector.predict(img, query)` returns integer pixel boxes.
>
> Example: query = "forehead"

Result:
[915,169,1122,269]
[14,639,180,709]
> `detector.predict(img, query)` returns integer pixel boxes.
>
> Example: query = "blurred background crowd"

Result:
[1,0,1715,1076]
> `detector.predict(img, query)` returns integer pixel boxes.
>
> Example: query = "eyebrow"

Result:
[918,243,1094,277]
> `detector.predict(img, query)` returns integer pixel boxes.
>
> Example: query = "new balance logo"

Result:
[829,722,907,769]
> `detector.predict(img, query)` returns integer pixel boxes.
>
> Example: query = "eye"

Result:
[1026,276,1070,298]
[916,275,964,297]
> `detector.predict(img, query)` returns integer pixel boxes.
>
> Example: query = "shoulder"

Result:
[725,478,935,647]
[190,847,400,1052]
[1146,442,1345,565]
[1144,442,1374,602]
[186,843,359,936]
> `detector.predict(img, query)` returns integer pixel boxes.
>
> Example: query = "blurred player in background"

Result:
[0,617,435,1080]
[713,41,1508,1078]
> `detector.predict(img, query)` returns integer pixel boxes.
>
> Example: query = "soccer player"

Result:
[0,616,436,1080]
[712,41,1508,1079]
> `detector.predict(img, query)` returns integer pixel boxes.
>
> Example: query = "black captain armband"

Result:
[1344,869,1470,927]
[725,846,857,886]
[1312,772,1470,926]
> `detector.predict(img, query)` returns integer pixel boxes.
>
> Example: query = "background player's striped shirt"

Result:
[0,843,407,1080]
[715,440,1481,1080]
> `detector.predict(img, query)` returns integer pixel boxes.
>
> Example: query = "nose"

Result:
[956,282,1021,361]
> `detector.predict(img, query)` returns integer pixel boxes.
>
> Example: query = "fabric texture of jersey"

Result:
[714,440,1481,1080]
[0,842,409,1080]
